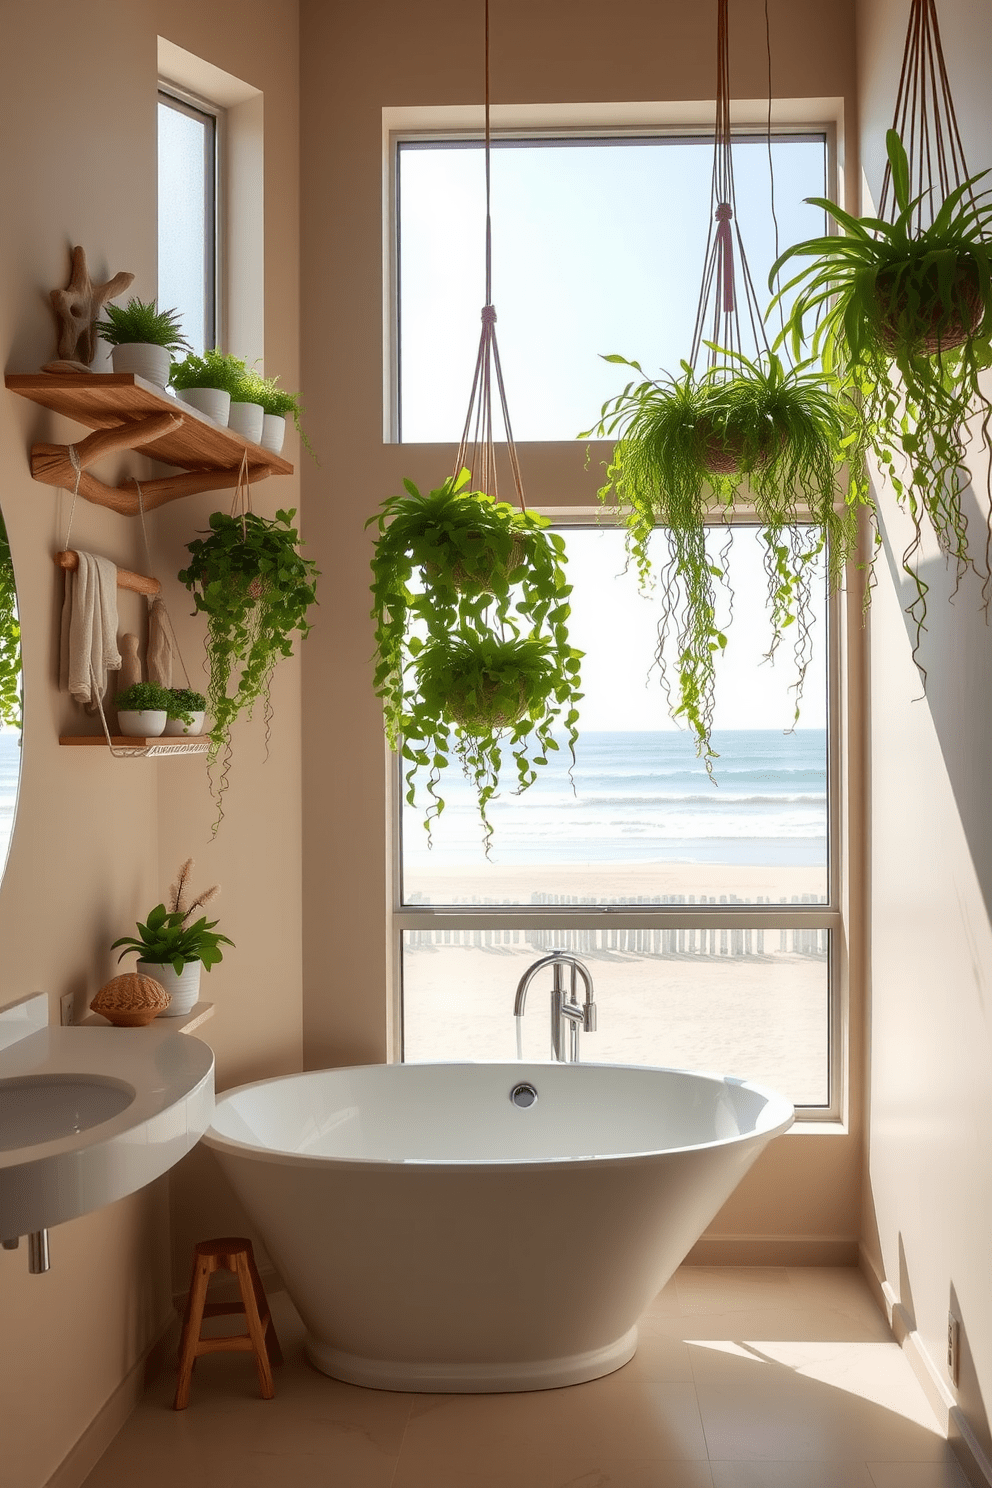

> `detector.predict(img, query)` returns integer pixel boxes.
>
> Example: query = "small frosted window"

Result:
[158,93,215,357]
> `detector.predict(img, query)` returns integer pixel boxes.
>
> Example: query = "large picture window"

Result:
[392,127,841,1114]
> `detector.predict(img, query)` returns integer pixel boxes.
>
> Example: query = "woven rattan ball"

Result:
[90,972,171,1027]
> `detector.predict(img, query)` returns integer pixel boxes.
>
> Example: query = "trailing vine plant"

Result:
[179,507,319,824]
[584,351,865,758]
[0,513,21,732]
[368,0,582,849]
[582,0,870,770]
[368,472,581,848]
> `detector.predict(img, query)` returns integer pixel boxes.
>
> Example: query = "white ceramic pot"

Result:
[228,401,265,444]
[117,709,167,737]
[260,414,286,455]
[111,343,172,387]
[176,387,231,426]
[138,959,201,1018]
[163,712,206,737]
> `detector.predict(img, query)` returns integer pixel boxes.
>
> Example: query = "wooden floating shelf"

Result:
[6,372,293,513]
[60,735,210,756]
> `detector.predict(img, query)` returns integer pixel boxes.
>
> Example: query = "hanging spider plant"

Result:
[771,129,992,642]
[582,348,867,764]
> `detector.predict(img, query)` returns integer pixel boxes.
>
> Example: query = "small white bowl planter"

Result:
[137,959,201,1018]
[228,401,264,444]
[117,709,167,737]
[110,344,172,387]
[260,414,286,455]
[163,712,206,737]
[176,387,231,426]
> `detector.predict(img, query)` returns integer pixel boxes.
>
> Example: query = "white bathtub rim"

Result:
[303,1323,640,1392]
[203,1060,795,1169]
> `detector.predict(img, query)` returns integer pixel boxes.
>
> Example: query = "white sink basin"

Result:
[0,1021,214,1241]
[0,1075,136,1151]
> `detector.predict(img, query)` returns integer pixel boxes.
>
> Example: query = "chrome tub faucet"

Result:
[514,950,597,1062]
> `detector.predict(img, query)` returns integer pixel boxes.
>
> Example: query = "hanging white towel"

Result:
[59,551,122,710]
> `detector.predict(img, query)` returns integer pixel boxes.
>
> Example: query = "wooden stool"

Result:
[174,1237,282,1410]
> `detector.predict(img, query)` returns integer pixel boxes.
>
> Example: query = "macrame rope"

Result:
[878,0,972,228]
[451,0,527,510]
[62,443,83,553]
[127,475,193,691]
[688,0,772,372]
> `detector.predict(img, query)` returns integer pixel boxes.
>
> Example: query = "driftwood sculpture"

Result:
[50,246,133,365]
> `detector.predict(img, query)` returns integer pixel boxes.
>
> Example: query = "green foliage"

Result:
[231,369,316,461]
[96,297,190,351]
[409,633,581,851]
[0,513,21,732]
[111,902,233,975]
[771,129,992,649]
[115,681,172,713]
[169,348,250,394]
[166,688,207,725]
[367,471,582,843]
[178,509,319,814]
[582,351,868,766]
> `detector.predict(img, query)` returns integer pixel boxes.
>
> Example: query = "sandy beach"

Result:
[401,860,831,1107]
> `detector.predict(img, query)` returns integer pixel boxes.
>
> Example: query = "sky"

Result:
[398,133,828,441]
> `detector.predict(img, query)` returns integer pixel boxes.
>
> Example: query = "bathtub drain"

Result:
[510,1082,538,1108]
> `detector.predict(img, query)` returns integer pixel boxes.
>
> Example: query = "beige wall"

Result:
[857,0,992,1467]
[0,3,302,1484]
[298,0,865,1256]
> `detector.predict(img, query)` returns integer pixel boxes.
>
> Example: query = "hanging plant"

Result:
[178,507,319,813]
[579,0,870,770]
[368,471,581,842]
[583,350,865,763]
[0,513,21,732]
[406,632,581,848]
[772,128,992,643]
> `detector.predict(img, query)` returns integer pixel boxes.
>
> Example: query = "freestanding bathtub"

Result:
[203,1061,793,1392]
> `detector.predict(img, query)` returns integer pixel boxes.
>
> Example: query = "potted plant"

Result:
[249,375,315,460]
[0,513,21,733]
[169,349,251,427]
[178,508,319,822]
[582,349,868,766]
[114,680,172,738]
[406,631,582,849]
[111,858,232,1017]
[368,470,581,842]
[164,687,207,737]
[95,296,190,387]
[771,129,992,650]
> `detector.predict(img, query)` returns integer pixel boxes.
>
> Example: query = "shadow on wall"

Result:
[878,475,992,925]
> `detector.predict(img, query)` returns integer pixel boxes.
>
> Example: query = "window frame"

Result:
[157,82,222,355]
[387,119,847,1123]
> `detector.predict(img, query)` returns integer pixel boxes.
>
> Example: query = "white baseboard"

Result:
[859,1245,992,1488]
[685,1232,859,1266]
[43,1313,174,1488]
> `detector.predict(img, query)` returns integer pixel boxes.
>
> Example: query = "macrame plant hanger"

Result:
[452,0,526,511]
[878,0,972,229]
[688,0,770,377]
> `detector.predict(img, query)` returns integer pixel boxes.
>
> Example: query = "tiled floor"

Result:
[83,1266,969,1488]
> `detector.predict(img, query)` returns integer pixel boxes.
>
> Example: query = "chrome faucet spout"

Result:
[513,950,597,1062]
